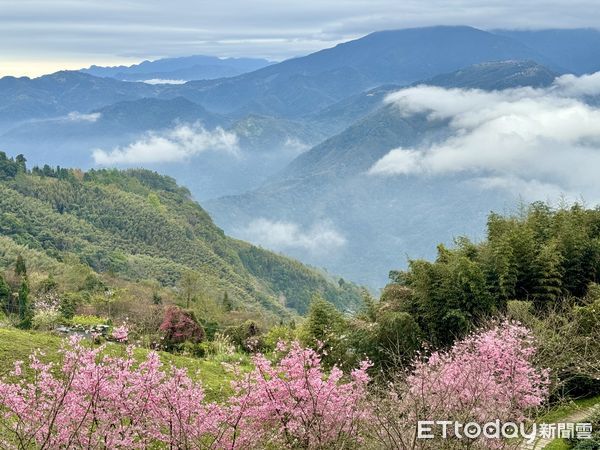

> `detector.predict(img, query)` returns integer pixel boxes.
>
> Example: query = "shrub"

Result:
[226,320,263,351]
[204,332,236,357]
[31,309,62,331]
[71,314,109,327]
[263,324,296,351]
[159,306,205,350]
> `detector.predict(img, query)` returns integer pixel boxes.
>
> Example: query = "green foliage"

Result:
[0,163,361,320]
[373,311,421,367]
[301,296,344,346]
[387,202,600,346]
[31,310,62,331]
[15,254,27,277]
[0,275,9,312]
[222,291,233,312]
[226,320,263,351]
[0,152,22,180]
[71,314,110,327]
[59,293,79,320]
[300,296,348,366]
[263,324,297,351]
[17,278,32,329]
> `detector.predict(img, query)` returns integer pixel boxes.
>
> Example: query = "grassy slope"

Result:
[0,327,245,401]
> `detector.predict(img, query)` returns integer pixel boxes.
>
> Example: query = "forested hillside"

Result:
[0,152,361,322]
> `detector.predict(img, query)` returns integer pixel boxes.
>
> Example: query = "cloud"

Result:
[553,72,600,97]
[369,72,600,202]
[239,218,346,254]
[141,79,186,85]
[66,111,101,122]
[282,138,310,155]
[4,1,600,76]
[93,123,239,165]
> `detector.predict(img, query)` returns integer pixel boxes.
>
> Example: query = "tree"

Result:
[222,291,233,312]
[0,275,9,312]
[178,271,201,308]
[17,278,32,329]
[159,306,205,349]
[301,296,347,366]
[14,255,27,278]
[532,241,564,310]
[0,337,371,449]
[227,320,262,351]
[372,321,550,449]
[302,296,344,345]
[375,311,421,368]
[15,154,27,173]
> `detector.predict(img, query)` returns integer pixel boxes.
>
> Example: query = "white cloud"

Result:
[471,176,574,201]
[239,218,346,254]
[141,78,186,85]
[553,72,600,97]
[370,72,600,202]
[282,137,310,155]
[66,111,101,122]
[93,123,239,165]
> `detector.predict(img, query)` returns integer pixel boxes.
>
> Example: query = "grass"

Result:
[535,395,600,450]
[544,439,571,450]
[539,396,600,423]
[0,327,249,401]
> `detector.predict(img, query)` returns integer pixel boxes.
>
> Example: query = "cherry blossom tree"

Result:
[0,338,371,449]
[371,321,550,449]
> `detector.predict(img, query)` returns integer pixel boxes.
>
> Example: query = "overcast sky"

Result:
[2,0,600,77]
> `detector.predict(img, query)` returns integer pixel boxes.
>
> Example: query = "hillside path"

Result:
[520,403,600,450]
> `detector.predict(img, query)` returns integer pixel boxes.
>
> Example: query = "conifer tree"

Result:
[0,275,9,312]
[222,291,233,312]
[18,278,32,329]
[15,255,27,278]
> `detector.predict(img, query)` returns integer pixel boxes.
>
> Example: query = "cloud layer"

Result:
[369,72,600,202]
[93,123,239,165]
[4,1,600,76]
[239,219,346,254]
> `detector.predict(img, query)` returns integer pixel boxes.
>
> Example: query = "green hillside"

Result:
[0,152,362,320]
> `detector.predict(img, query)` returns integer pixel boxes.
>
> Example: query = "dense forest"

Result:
[0,152,362,330]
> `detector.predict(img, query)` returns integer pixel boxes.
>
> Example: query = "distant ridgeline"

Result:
[0,152,362,320]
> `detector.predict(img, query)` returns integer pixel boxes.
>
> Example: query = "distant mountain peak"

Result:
[421,59,558,89]
[81,55,273,82]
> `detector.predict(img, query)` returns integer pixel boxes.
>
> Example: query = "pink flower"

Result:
[111,324,129,342]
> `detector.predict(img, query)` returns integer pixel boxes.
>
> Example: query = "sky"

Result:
[2,0,600,77]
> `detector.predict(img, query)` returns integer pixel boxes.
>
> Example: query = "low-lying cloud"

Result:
[239,218,346,254]
[93,123,239,165]
[142,79,187,85]
[66,111,101,122]
[369,72,600,202]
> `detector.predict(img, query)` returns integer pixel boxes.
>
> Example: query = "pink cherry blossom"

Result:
[111,324,129,342]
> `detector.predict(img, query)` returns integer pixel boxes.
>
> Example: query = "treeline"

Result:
[296,202,600,398]
[389,202,600,345]
[0,152,362,327]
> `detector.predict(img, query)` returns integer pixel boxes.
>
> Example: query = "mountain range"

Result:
[81,55,272,82]
[1,25,600,289]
